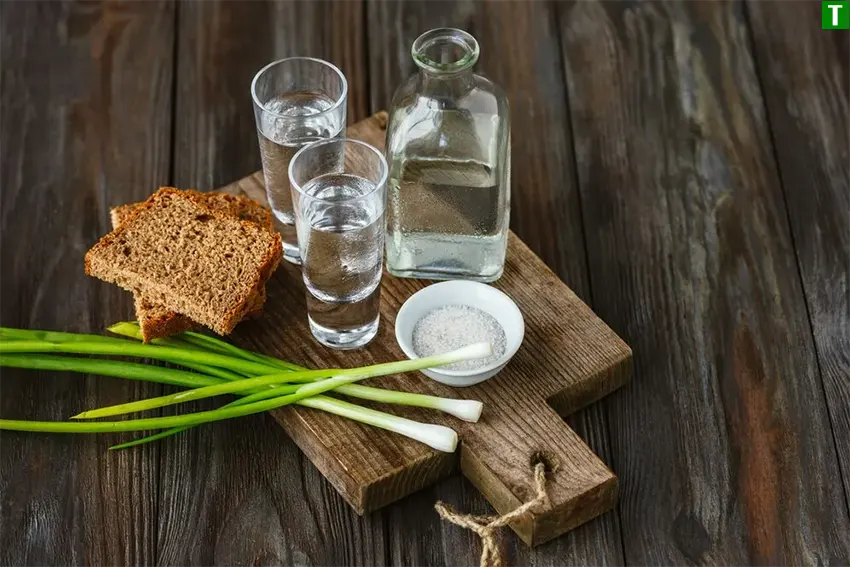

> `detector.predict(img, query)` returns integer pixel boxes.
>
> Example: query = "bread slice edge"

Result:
[86,187,282,335]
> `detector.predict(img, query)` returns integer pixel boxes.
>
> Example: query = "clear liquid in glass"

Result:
[257,91,343,264]
[297,173,384,349]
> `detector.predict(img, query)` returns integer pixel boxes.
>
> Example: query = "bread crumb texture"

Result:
[87,188,281,336]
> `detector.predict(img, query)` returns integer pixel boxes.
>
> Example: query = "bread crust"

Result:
[110,191,273,231]
[87,187,282,336]
[108,191,274,341]
[136,289,267,342]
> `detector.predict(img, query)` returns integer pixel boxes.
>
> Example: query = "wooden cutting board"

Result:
[222,112,632,546]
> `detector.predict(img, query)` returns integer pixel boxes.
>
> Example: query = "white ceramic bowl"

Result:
[394,280,525,387]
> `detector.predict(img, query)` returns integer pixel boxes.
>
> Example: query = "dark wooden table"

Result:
[1,1,848,565]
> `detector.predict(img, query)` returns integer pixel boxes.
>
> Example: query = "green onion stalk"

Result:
[0,325,487,452]
[106,323,484,422]
[71,342,489,419]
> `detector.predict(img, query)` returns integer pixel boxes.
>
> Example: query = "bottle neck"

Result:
[418,68,475,96]
[411,28,479,96]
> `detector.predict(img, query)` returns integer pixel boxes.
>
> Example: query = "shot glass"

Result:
[289,138,388,349]
[251,57,347,265]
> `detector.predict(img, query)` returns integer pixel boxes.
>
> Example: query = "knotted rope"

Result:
[434,463,550,567]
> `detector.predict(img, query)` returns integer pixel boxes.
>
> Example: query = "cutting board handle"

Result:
[458,402,618,546]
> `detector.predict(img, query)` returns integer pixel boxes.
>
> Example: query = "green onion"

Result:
[185,332,301,371]
[0,353,301,398]
[134,328,484,422]
[0,352,482,423]
[113,384,480,450]
[0,340,283,376]
[1,394,459,452]
[0,393,312,431]
[39,324,253,380]
[166,360,249,382]
[109,324,482,412]
[220,382,484,422]
[0,353,221,389]
[334,384,482,422]
[0,327,238,384]
[1,327,137,345]
[108,322,301,372]
[298,396,458,452]
[111,384,475,451]
[71,343,491,419]
[0,350,473,451]
[1,326,488,453]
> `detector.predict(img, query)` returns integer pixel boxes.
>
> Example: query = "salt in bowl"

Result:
[394,280,525,387]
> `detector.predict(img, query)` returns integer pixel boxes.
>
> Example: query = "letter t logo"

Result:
[823,2,850,29]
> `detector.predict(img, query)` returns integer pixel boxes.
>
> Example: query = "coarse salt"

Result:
[412,304,507,371]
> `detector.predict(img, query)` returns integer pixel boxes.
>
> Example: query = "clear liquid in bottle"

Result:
[385,29,510,282]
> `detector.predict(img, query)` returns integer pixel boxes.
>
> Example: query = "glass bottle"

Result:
[385,28,511,282]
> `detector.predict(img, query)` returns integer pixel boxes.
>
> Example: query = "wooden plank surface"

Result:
[1,0,848,564]
[560,0,850,563]
[746,0,850,507]
[0,1,174,564]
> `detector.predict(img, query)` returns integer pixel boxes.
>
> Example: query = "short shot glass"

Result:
[288,138,388,349]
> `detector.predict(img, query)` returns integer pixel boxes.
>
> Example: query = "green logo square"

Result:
[823,1,849,29]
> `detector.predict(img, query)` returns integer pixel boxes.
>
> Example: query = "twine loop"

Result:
[434,462,550,567]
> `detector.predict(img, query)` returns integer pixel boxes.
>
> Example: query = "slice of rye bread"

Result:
[110,191,274,231]
[110,191,273,341]
[87,187,282,336]
[132,285,267,342]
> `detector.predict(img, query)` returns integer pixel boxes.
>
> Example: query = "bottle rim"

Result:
[411,28,479,74]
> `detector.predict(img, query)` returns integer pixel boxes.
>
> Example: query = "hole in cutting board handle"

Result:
[529,450,560,476]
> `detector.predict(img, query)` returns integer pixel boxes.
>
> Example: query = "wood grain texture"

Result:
[226,114,631,546]
[0,0,174,564]
[746,0,850,508]
[157,2,383,565]
[366,1,626,563]
[3,1,848,564]
[560,0,850,564]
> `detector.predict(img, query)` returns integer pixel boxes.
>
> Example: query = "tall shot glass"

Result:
[289,139,388,349]
[251,57,347,265]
